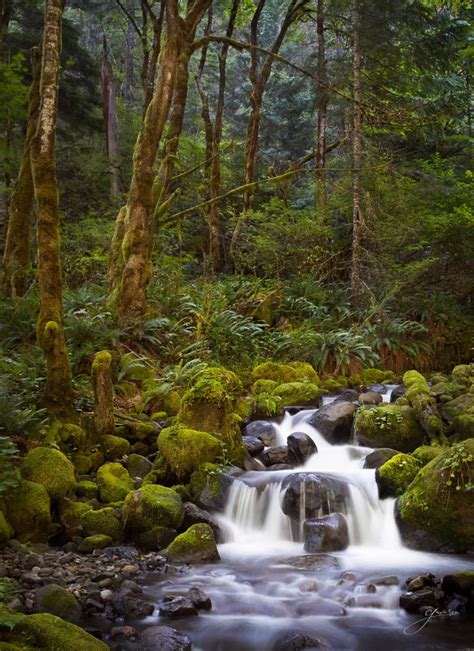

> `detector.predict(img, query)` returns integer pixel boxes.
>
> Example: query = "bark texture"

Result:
[350,0,362,306]
[91,350,115,438]
[101,35,121,198]
[31,0,74,418]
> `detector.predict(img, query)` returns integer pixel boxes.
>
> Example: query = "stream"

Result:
[139,393,474,650]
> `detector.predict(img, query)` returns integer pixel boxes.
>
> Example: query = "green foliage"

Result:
[0,437,20,494]
[440,443,473,492]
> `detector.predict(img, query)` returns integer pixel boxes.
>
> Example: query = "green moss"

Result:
[189,463,221,500]
[151,411,168,421]
[398,439,474,552]
[81,507,121,540]
[320,377,345,393]
[80,534,112,552]
[348,373,362,388]
[454,413,474,440]
[162,390,181,416]
[59,499,91,529]
[403,370,445,443]
[5,481,51,542]
[411,445,442,466]
[451,365,472,381]
[20,447,76,500]
[251,379,278,395]
[377,453,422,496]
[129,422,157,441]
[1,612,108,650]
[0,512,13,547]
[103,435,130,459]
[272,382,323,406]
[46,422,86,449]
[355,404,425,452]
[76,480,98,499]
[287,362,320,384]
[360,369,395,385]
[164,523,219,563]
[158,426,222,481]
[71,453,93,475]
[134,526,176,551]
[123,484,183,539]
[0,578,21,605]
[252,362,299,384]
[35,584,81,622]
[96,462,133,503]
[88,450,105,471]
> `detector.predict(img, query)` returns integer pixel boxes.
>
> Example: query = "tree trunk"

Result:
[91,351,115,438]
[1,46,41,297]
[350,0,362,306]
[101,35,121,198]
[31,0,74,418]
[315,0,328,212]
[122,0,135,105]
[0,0,11,53]
[142,0,165,112]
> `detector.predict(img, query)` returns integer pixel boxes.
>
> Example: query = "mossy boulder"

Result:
[59,499,92,530]
[79,534,112,552]
[76,480,98,499]
[103,435,131,459]
[441,393,474,441]
[355,404,425,452]
[0,612,108,650]
[20,447,76,500]
[189,464,233,511]
[123,484,183,542]
[81,507,121,540]
[71,453,93,475]
[376,453,422,498]
[132,526,177,551]
[96,463,133,503]
[157,426,222,480]
[360,369,395,385]
[251,379,278,395]
[164,523,220,563]
[0,512,13,547]
[411,445,442,466]
[4,481,51,542]
[127,453,153,479]
[35,584,81,623]
[272,382,323,407]
[128,421,159,441]
[45,422,86,449]
[396,439,474,552]
[403,370,445,443]
[252,362,299,384]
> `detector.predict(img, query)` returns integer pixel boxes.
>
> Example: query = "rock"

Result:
[243,455,266,471]
[376,453,422,498]
[81,507,122,540]
[396,439,474,552]
[372,575,399,586]
[303,513,349,552]
[189,464,234,511]
[367,384,388,394]
[363,448,399,469]
[399,587,444,613]
[334,389,359,403]
[267,464,293,471]
[358,391,383,406]
[360,369,395,385]
[403,370,445,443]
[295,597,346,616]
[354,405,425,452]
[113,592,154,618]
[127,453,154,479]
[157,426,223,481]
[0,511,13,546]
[140,625,192,651]
[96,462,133,503]
[273,632,325,650]
[103,434,131,460]
[442,572,474,611]
[187,586,212,610]
[272,382,323,407]
[123,484,183,546]
[159,596,198,618]
[411,445,442,466]
[284,554,341,570]
[308,401,357,444]
[390,385,406,402]
[242,436,265,456]
[260,445,289,467]
[287,432,317,466]
[164,524,220,564]
[281,473,348,522]
[35,584,81,623]
[79,534,112,552]
[406,573,436,591]
[182,502,220,539]
[20,447,76,500]
[4,481,51,543]
[76,480,98,499]
[243,420,277,446]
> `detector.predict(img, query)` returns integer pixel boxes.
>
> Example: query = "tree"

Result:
[101,34,121,198]
[350,0,362,305]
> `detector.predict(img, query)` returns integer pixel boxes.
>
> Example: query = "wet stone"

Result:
[140,625,192,651]
[287,432,317,466]
[272,632,325,650]
[159,596,198,618]
[284,554,341,571]
[243,435,265,456]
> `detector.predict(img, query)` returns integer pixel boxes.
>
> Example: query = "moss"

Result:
[103,435,130,459]
[287,362,320,384]
[171,484,191,502]
[320,377,345,393]
[123,484,183,538]
[189,464,221,501]
[20,447,76,500]
[35,584,81,622]
[162,390,181,416]
[0,578,21,605]
[403,370,445,443]
[451,365,472,381]
[96,462,133,503]
[129,422,158,441]
[151,411,168,421]
[59,499,91,529]
[272,382,323,406]
[71,453,93,475]
[355,404,425,452]
[360,369,395,385]
[454,413,474,440]
[444,571,474,593]
[80,534,112,552]
[348,373,362,388]
[158,426,222,481]
[5,481,51,542]
[377,453,422,496]
[46,422,86,449]
[164,523,219,563]
[1,612,108,650]
[252,362,299,384]
[134,526,176,551]
[81,507,121,540]
[0,512,13,547]
[397,439,474,552]
[411,445,442,466]
[88,450,105,471]
[251,379,278,395]
[91,351,115,439]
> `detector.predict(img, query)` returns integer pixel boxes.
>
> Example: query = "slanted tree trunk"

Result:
[315,0,329,212]
[350,0,362,306]
[101,35,121,198]
[31,0,74,418]
[91,351,115,438]
[1,46,41,297]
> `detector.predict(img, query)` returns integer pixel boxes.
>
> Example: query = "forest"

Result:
[0,0,473,649]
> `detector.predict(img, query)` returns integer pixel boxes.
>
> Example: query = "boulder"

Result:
[272,382,323,407]
[334,389,359,403]
[157,426,222,480]
[358,391,383,406]
[260,445,289,467]
[390,385,406,402]
[127,453,153,479]
[6,613,108,650]
[187,586,212,611]
[403,370,445,444]
[243,420,277,446]
[189,464,234,511]
[182,502,221,539]
[399,587,444,613]
[272,632,325,650]
[376,453,422,498]
[284,554,341,570]
[79,534,112,552]
[123,485,183,543]
[354,404,425,452]
[103,435,131,460]
[411,445,442,466]
[140,626,192,651]
[363,448,399,470]
[303,513,349,552]
[287,432,317,466]
[164,524,220,563]
[96,463,133,503]
[159,596,198,618]
[20,447,76,500]
[367,384,388,394]
[281,473,348,522]
[242,436,265,457]
[396,439,474,552]
[308,401,357,444]
[35,584,81,623]
[4,480,51,542]
[81,507,122,540]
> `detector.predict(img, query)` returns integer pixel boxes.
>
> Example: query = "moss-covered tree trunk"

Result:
[91,351,115,438]
[1,46,41,297]
[31,0,74,419]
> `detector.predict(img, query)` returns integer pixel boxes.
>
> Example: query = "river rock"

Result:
[334,389,360,403]
[287,432,317,466]
[308,402,357,444]
[285,554,341,571]
[390,385,406,402]
[267,464,293,471]
[260,446,289,467]
[303,513,349,552]
[140,625,192,651]
[358,391,383,406]
[363,448,399,469]
[159,596,198,618]
[34,584,81,623]
[272,632,325,650]
[281,473,348,522]
[182,502,221,539]
[112,591,154,618]
[243,421,277,446]
[295,597,346,617]
[243,436,265,456]
[399,587,444,614]
[187,586,212,611]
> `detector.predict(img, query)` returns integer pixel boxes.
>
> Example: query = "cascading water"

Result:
[143,393,473,651]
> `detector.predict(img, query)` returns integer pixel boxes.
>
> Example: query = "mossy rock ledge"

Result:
[354,404,425,452]
[396,439,474,553]
[376,453,422,498]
